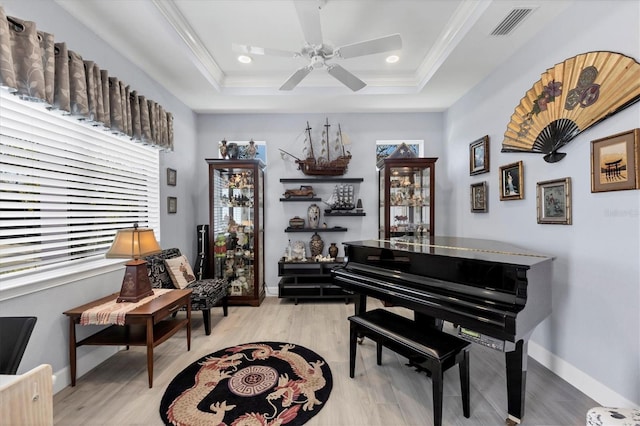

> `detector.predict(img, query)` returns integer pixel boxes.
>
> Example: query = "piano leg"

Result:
[354,294,367,344]
[354,293,367,315]
[505,339,527,425]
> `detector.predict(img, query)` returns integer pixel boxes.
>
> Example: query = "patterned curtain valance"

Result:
[0,6,173,151]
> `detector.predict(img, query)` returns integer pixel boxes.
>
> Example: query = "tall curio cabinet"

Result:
[206,159,265,306]
[378,157,437,241]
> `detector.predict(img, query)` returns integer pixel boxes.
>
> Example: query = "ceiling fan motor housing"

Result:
[311,55,325,68]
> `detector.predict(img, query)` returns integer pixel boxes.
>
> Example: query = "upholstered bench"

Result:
[144,248,228,335]
[586,407,640,426]
[349,309,471,426]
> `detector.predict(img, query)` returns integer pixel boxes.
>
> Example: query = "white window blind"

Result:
[0,90,160,288]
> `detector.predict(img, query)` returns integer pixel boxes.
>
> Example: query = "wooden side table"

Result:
[63,289,191,388]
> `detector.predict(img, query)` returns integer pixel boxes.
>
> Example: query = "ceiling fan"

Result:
[232,1,402,92]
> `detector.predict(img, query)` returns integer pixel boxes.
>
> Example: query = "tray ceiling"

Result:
[54,0,573,113]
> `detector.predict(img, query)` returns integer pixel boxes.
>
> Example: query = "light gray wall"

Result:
[195,112,445,296]
[2,0,638,410]
[444,1,640,407]
[0,0,197,390]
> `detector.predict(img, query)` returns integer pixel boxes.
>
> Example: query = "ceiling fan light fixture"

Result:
[386,55,399,64]
[237,55,252,64]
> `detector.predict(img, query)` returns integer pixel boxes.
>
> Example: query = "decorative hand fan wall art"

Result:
[502,51,640,163]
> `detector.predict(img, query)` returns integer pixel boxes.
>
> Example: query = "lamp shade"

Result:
[106,224,161,303]
[106,225,161,259]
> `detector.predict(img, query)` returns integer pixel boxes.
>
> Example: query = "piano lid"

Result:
[342,237,553,268]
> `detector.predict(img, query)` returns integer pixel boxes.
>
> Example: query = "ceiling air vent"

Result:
[490,8,535,36]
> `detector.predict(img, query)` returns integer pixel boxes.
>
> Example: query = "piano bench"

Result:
[348,309,471,426]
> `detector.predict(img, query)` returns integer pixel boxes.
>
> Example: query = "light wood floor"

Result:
[53,296,597,426]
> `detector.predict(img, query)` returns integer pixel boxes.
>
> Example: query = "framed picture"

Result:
[470,181,488,213]
[167,168,177,186]
[537,177,571,224]
[499,161,524,200]
[469,135,489,175]
[167,196,177,214]
[590,128,639,193]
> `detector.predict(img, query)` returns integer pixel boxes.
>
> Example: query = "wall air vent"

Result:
[490,8,535,36]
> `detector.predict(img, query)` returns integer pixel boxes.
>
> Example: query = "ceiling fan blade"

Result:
[294,1,323,46]
[327,64,366,91]
[279,65,313,90]
[336,33,402,59]
[232,43,298,58]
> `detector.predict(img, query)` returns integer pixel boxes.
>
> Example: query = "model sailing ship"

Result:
[324,184,355,211]
[280,118,351,176]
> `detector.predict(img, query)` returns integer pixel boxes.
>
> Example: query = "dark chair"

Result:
[0,317,37,375]
[143,248,229,335]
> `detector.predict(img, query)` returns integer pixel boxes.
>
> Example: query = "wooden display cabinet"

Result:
[378,157,437,241]
[206,159,265,306]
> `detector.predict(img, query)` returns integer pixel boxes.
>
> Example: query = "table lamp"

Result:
[106,223,162,303]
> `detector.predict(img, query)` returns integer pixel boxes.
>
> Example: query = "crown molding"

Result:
[415,0,492,91]
[152,0,224,91]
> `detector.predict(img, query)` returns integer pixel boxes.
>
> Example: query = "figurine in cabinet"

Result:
[224,258,234,278]
[378,157,437,241]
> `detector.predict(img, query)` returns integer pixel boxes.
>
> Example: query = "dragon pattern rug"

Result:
[160,342,333,426]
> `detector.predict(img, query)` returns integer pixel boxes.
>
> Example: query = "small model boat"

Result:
[323,184,355,211]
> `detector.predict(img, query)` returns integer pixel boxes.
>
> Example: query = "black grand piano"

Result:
[332,237,553,425]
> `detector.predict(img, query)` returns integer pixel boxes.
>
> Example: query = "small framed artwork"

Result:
[470,181,488,213]
[499,161,524,200]
[167,168,177,186]
[590,129,639,193]
[167,196,177,214]
[469,135,489,175]
[537,177,571,225]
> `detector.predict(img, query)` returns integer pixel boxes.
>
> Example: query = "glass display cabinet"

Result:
[207,159,265,306]
[378,157,437,242]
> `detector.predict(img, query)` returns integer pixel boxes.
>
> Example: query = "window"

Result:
[376,140,424,163]
[0,91,159,293]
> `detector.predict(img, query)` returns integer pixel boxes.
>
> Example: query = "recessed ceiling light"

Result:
[238,55,252,64]
[386,55,399,64]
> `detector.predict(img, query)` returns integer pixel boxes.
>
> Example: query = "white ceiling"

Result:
[55,0,574,114]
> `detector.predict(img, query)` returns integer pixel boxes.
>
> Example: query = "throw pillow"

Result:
[164,255,196,289]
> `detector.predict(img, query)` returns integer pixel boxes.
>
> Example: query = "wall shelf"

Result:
[285,227,347,232]
[279,177,363,301]
[324,211,366,217]
[280,178,364,183]
[279,197,322,202]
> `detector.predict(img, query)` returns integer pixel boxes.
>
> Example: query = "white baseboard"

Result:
[52,332,637,408]
[53,346,121,394]
[529,340,638,407]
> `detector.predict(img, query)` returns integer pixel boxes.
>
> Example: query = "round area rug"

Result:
[160,341,333,426]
